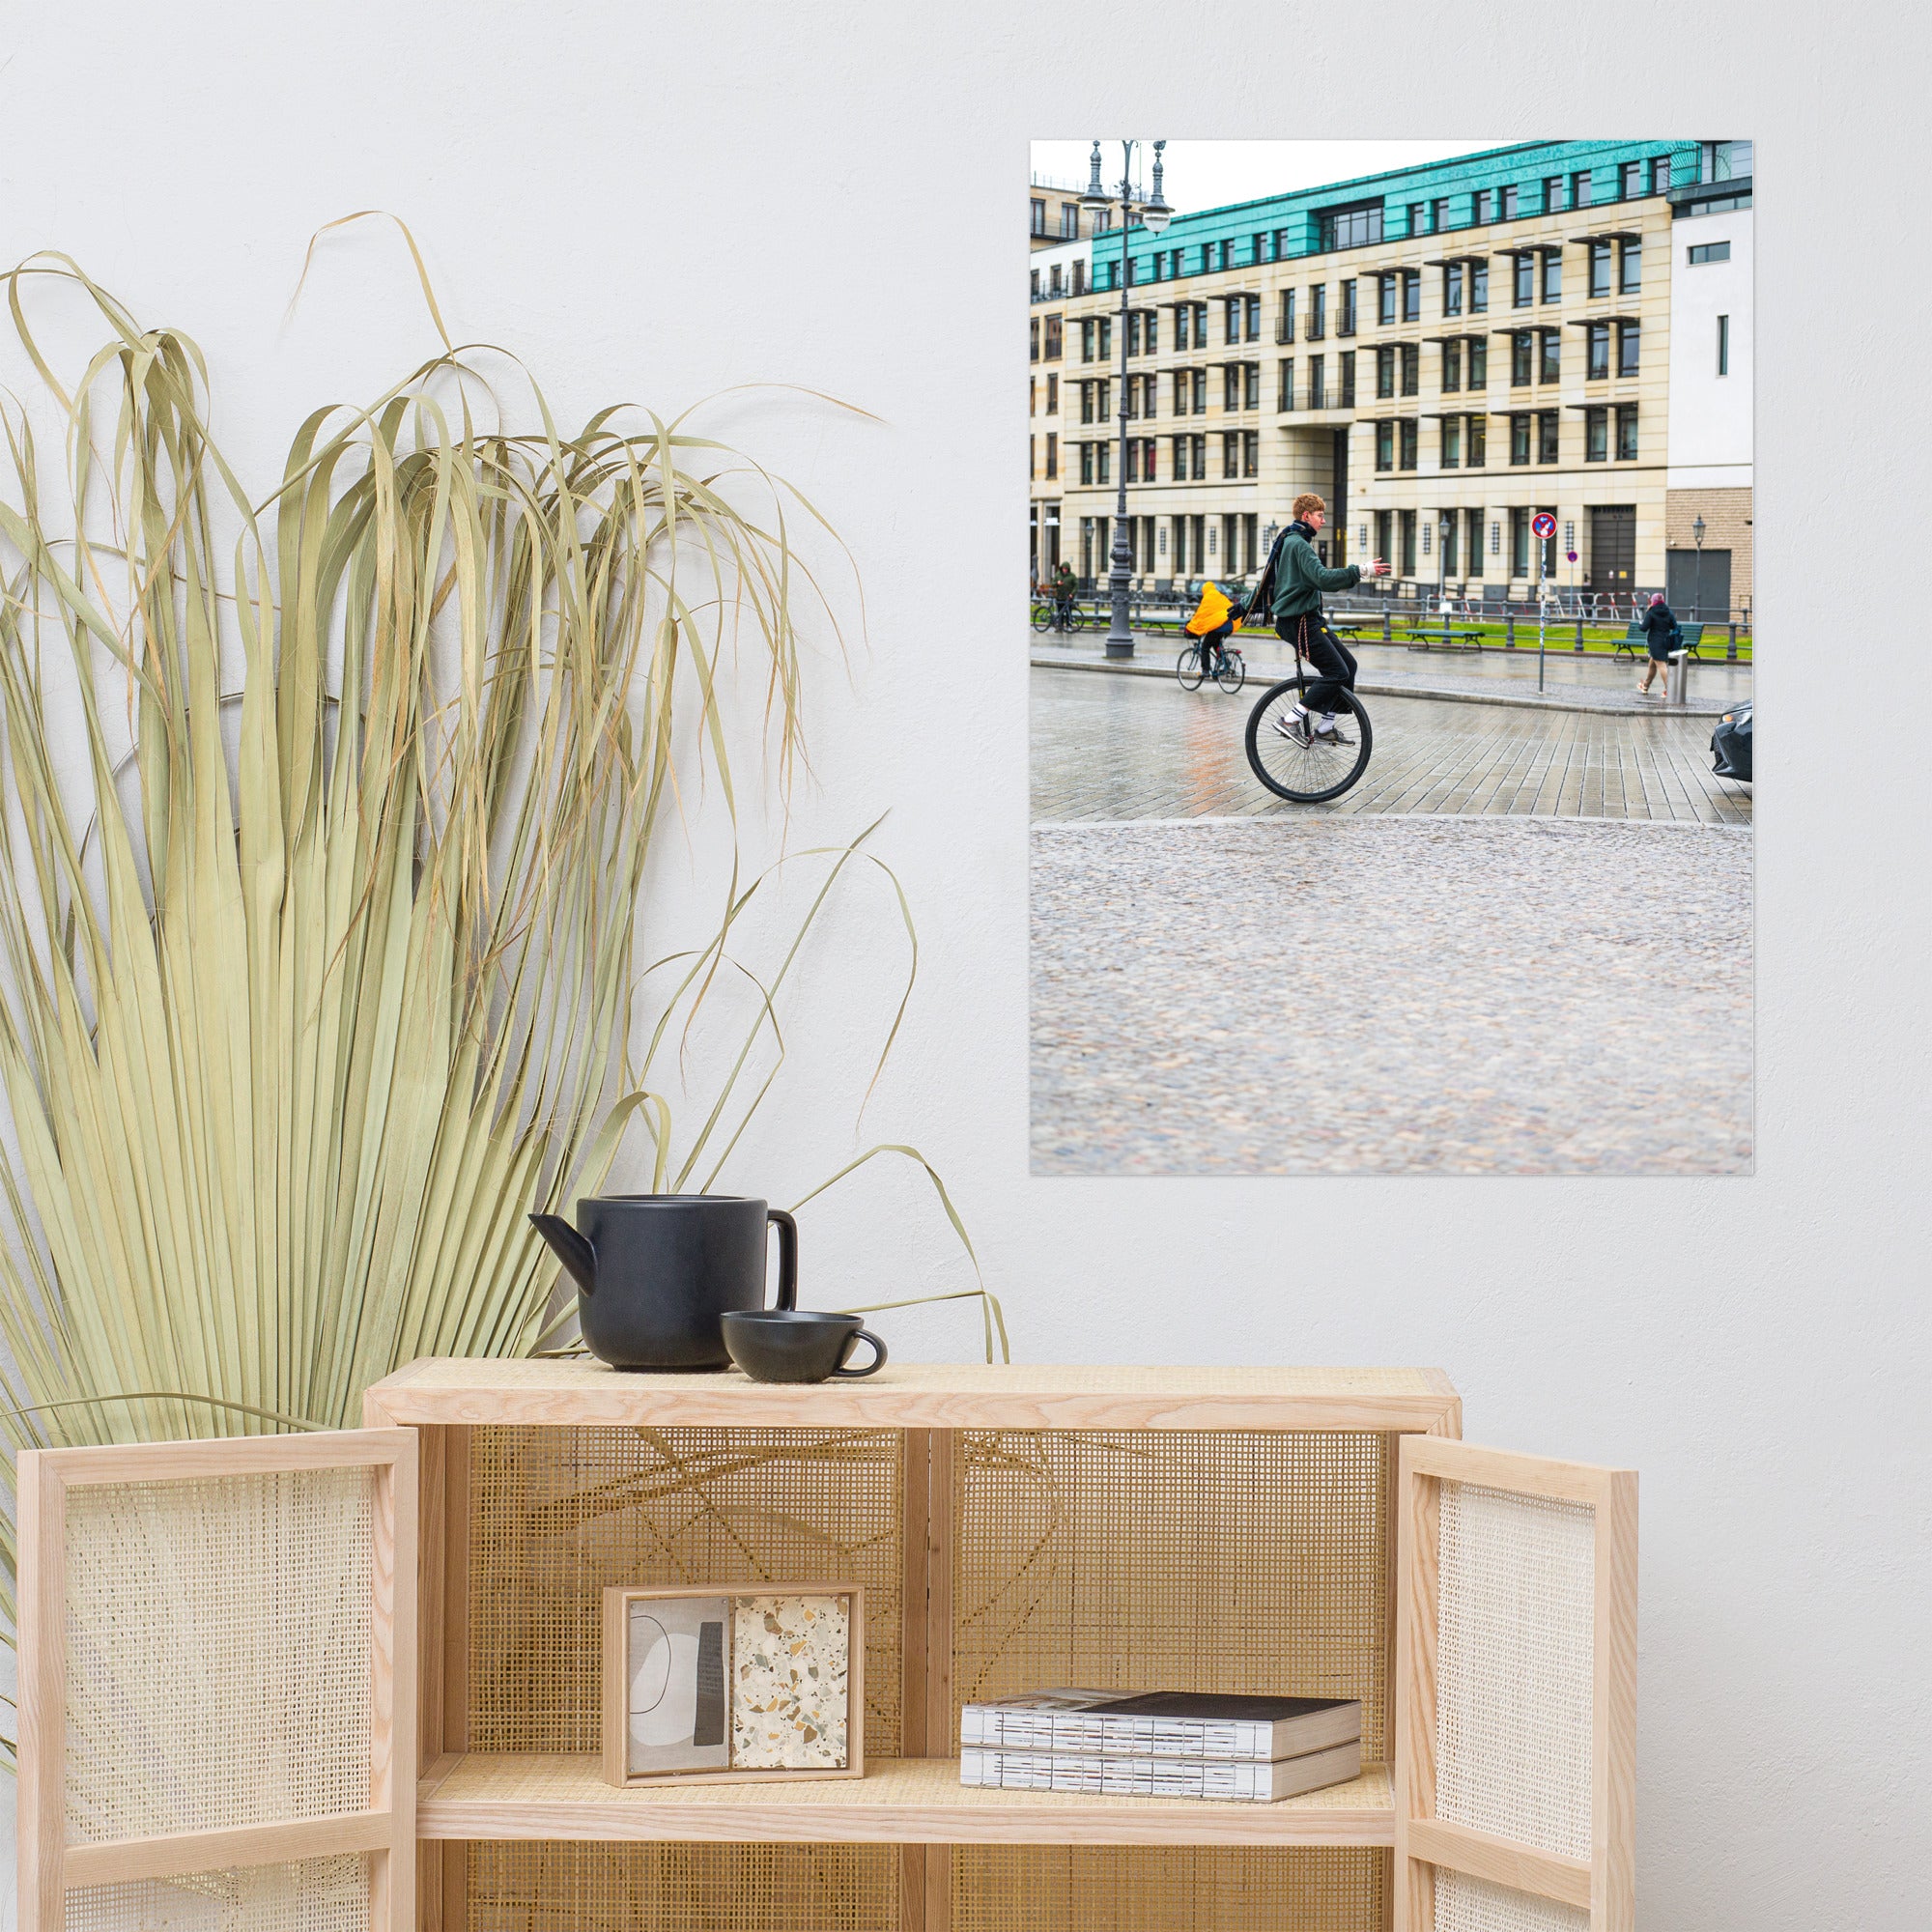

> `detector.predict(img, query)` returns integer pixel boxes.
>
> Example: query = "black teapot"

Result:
[529,1194,797,1371]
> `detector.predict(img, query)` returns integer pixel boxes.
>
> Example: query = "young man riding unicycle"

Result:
[1266,494,1388,744]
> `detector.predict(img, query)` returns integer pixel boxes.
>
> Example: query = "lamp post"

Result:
[1691,514,1707,621]
[1083,138,1172,659]
[1437,512,1452,648]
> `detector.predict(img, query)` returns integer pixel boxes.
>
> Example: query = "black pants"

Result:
[1196,618,1236,673]
[1277,615,1356,715]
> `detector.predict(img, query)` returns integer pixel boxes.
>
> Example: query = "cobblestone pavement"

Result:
[1032,665,1752,825]
[1031,817,1753,1176]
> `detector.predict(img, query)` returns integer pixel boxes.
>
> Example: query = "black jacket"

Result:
[1641,601,1677,641]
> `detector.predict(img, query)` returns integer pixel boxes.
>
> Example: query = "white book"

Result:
[959,1689,1361,1763]
[958,1738,1364,1804]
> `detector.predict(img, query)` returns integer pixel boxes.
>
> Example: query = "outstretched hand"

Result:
[1368,557,1391,577]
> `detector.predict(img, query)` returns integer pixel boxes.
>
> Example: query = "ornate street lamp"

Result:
[1691,514,1707,620]
[1083,139,1171,658]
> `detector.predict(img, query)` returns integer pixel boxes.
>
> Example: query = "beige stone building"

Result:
[1028,140,1752,614]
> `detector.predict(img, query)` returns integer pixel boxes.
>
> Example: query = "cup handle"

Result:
[831,1328,888,1378]
[767,1208,798,1311]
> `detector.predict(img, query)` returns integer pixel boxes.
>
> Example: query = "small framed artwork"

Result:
[601,1583,865,1787]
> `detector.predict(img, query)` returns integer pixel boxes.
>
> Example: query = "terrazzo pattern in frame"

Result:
[731,1594,854,1771]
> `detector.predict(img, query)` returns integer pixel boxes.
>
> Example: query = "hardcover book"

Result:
[958,1737,1364,1804]
[958,1689,1361,1762]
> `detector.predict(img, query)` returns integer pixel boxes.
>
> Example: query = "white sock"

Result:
[1320,712,1337,731]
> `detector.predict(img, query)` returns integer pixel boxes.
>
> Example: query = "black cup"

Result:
[720,1310,888,1384]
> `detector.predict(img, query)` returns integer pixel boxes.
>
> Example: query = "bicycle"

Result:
[1176,637,1245,693]
[1244,652,1374,804]
[1030,600,1087,635]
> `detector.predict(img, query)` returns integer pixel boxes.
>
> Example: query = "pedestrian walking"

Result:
[1183,580,1244,681]
[1264,493,1388,745]
[1636,591,1679,697]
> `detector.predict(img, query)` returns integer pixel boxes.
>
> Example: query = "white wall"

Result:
[1667,205,1754,484]
[2,7,1928,1930]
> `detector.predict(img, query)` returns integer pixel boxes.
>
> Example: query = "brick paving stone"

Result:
[1030,665,1752,826]
[1031,817,1753,1177]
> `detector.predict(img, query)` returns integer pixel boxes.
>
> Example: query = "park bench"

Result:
[1398,625,1484,650]
[1617,621,1706,660]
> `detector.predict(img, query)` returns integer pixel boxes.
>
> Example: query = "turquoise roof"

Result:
[1092,139,1704,284]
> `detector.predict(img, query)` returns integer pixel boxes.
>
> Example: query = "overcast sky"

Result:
[1030,140,1518,215]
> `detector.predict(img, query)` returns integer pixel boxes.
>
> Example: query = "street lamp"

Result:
[1083,138,1172,659]
[1691,514,1707,621]
[1437,513,1453,646]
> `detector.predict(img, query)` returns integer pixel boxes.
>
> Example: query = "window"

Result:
[1309,354,1326,408]
[1046,374,1058,413]
[1514,253,1534,306]
[1467,416,1487,468]
[1443,264,1463,316]
[1399,508,1417,574]
[1585,406,1608,462]
[1048,265,1063,298]
[1377,345,1396,399]
[1243,432,1259,478]
[1029,378,1037,418]
[1224,364,1241,412]
[1045,433,1058,479]
[1467,339,1488,389]
[1699,139,1752,183]
[1544,175,1565,213]
[1472,189,1492,225]
[1191,367,1207,412]
[1028,435,1035,480]
[1586,323,1610,381]
[1096,380,1110,421]
[1619,242,1641,294]
[1081,383,1094,424]
[1030,198,1046,238]
[1253,233,1266,266]
[1470,262,1488,313]
[1400,343,1419,396]
[1245,294,1262,341]
[1278,358,1294,412]
[1223,298,1239,346]
[1141,439,1157,481]
[1615,406,1638,461]
[1273,227,1292,259]
[1378,274,1397,327]
[1340,280,1357,335]
[1317,200,1384,250]
[1618,160,1641,201]
[1072,261,1087,296]
[1511,506,1530,574]
[1718,314,1730,376]
[1377,509,1393,564]
[1432,199,1450,233]
[1096,441,1110,484]
[1080,441,1094,484]
[1061,203,1079,238]
[1030,318,1039,363]
[1031,269,1040,300]
[1442,339,1463,391]
[1407,202,1426,236]
[1168,371,1184,416]
[1098,317,1112,358]
[1689,241,1731,265]
[1512,332,1533,386]
[1309,284,1326,339]
[1399,418,1418,470]
[1081,318,1095,362]
[1442,417,1462,469]
[1191,435,1206,477]
[1222,433,1239,479]
[1126,312,1141,356]
[1650,155,1673,195]
[1376,420,1394,470]
[1501,184,1520,219]
[1510,413,1531,466]
[1541,330,1562,384]
[1573,169,1591,207]
[1542,251,1561,302]
[1277,289,1295,343]
[1588,242,1612,298]
[1403,270,1421,322]
[1246,362,1261,409]
[1617,323,1639,378]
[1340,351,1356,407]
[1537,412,1560,464]
[1171,435,1189,480]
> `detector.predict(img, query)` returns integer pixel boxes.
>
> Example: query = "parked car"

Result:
[1711,701,1752,781]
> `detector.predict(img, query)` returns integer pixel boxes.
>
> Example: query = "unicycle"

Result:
[1245,675,1373,803]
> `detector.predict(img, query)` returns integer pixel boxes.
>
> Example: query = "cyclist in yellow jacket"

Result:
[1183,581,1244,681]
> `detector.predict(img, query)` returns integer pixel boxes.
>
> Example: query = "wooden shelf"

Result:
[416,1753,1395,1848]
[366,1357,1462,1435]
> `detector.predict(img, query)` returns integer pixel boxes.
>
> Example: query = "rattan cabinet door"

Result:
[1394,1439,1636,1932]
[16,1429,417,1932]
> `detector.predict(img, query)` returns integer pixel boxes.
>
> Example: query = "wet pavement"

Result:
[1031,665,1752,825]
[1031,816,1754,1177]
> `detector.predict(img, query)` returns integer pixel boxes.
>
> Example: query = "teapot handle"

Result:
[767,1208,798,1311]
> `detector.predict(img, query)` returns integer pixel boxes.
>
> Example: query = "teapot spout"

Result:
[529,1213,598,1296]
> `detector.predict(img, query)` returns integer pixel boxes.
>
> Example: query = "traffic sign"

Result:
[1531,512,1557,540]
[1566,551,1578,563]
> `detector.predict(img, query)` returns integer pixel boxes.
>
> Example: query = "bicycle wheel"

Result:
[1176,644,1205,691]
[1216,649,1245,694]
[1245,680,1373,803]
[1031,604,1053,634]
[1065,606,1087,633]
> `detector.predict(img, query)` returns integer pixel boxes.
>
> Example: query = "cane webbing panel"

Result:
[952,1847,1387,1932]
[1434,1869,1590,1932]
[466,1841,897,1932]
[64,1855,370,1932]
[1435,1481,1595,1861]
[63,1470,375,1842]
[953,1431,1393,1759]
[468,1427,902,1756]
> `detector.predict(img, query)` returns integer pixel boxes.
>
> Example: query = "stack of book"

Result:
[958,1689,1362,1804]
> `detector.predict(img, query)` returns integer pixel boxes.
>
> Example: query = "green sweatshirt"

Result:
[1269,527,1362,622]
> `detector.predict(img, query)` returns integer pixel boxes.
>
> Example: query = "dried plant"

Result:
[0,238,1000,1762]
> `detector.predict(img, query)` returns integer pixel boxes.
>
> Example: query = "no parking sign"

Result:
[1531,512,1557,540]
